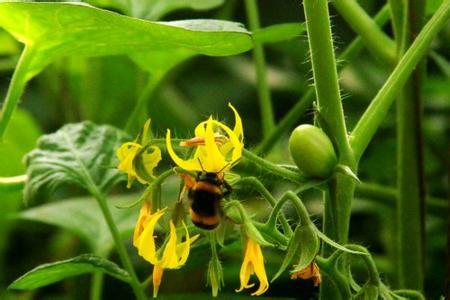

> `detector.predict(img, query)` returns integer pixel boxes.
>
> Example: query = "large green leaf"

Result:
[89,0,225,20]
[19,195,138,255]
[24,121,127,203]
[0,3,251,79]
[9,254,130,290]
[0,2,253,137]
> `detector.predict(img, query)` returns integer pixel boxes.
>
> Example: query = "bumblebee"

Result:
[182,172,231,230]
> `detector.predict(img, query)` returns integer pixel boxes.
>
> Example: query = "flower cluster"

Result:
[116,104,320,298]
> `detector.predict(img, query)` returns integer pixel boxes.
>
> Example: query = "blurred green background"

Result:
[0,0,448,299]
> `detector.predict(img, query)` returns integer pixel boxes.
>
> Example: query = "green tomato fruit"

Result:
[289,124,337,179]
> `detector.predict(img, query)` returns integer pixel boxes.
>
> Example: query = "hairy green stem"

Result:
[303,1,356,298]
[90,272,104,300]
[0,45,35,140]
[234,177,292,236]
[255,5,391,155]
[315,256,351,299]
[89,187,147,300]
[332,0,396,64]
[244,0,275,137]
[125,74,162,134]
[242,149,305,183]
[392,0,426,290]
[351,0,450,160]
[266,191,310,227]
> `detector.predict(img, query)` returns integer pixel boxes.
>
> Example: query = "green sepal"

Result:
[133,144,162,184]
[171,199,187,227]
[392,289,425,300]
[135,119,151,145]
[243,219,273,247]
[334,164,360,182]
[315,229,368,255]
[354,284,379,300]
[206,253,224,297]
[291,223,320,273]
[271,224,303,282]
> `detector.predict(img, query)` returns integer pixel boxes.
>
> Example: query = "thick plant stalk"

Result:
[391,0,426,290]
[244,0,275,137]
[255,5,391,155]
[303,1,355,299]
[351,0,450,159]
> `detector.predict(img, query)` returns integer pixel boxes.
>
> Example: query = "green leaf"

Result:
[88,0,224,20]
[315,229,368,255]
[24,121,127,203]
[130,49,195,75]
[291,224,320,273]
[19,194,138,255]
[0,3,251,78]
[9,254,130,290]
[253,23,306,44]
[0,2,253,137]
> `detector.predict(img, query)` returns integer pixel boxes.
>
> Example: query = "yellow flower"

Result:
[236,238,269,296]
[134,206,199,297]
[291,261,321,287]
[166,103,243,174]
[116,120,162,188]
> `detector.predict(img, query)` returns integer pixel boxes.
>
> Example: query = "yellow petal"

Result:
[203,117,226,172]
[211,119,243,167]
[249,241,269,296]
[228,103,243,142]
[117,142,143,188]
[133,201,151,247]
[194,120,207,137]
[117,142,141,174]
[175,222,199,266]
[160,221,180,268]
[236,239,269,296]
[137,208,167,264]
[166,129,203,172]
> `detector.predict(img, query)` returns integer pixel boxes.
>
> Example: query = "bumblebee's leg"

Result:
[222,180,232,197]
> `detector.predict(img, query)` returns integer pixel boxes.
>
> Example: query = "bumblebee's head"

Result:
[197,172,222,186]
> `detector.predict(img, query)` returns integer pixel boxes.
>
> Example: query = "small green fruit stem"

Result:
[89,187,147,300]
[303,1,356,298]
[351,0,450,160]
[391,0,426,290]
[332,0,396,64]
[125,73,163,134]
[0,45,35,140]
[244,0,275,137]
